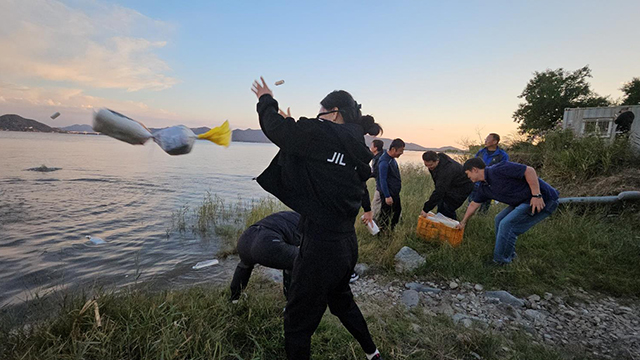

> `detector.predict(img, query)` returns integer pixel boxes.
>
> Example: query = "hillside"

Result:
[0,115,459,151]
[0,114,61,133]
[60,124,94,132]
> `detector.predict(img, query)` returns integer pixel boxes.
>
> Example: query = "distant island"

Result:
[0,114,462,152]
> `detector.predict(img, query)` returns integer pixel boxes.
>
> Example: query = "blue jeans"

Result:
[493,199,559,264]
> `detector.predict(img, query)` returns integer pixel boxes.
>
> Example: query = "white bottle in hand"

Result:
[361,215,380,235]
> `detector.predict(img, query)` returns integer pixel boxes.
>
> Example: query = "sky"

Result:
[0,0,638,148]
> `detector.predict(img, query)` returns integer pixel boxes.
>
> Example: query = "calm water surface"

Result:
[0,132,425,306]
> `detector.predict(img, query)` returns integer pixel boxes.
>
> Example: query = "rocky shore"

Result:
[350,272,639,359]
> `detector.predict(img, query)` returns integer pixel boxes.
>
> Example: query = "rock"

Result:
[564,310,577,318]
[615,306,633,315]
[405,282,442,294]
[449,281,459,289]
[524,309,546,323]
[485,290,525,307]
[456,294,466,301]
[435,302,455,316]
[452,313,467,324]
[474,284,484,291]
[544,292,553,300]
[462,318,473,328]
[470,351,482,360]
[394,247,426,273]
[500,304,522,321]
[354,263,370,276]
[528,294,541,302]
[259,267,283,283]
[401,290,420,308]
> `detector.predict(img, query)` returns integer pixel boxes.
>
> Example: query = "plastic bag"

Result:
[92,108,152,145]
[153,125,196,155]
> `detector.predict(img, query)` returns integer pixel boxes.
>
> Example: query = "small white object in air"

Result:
[275,80,285,86]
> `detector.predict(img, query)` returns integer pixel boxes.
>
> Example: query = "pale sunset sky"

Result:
[1,0,638,148]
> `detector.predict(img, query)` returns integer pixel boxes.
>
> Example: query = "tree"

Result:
[513,65,611,135]
[620,77,640,105]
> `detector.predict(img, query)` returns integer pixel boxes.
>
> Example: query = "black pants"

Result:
[436,200,459,220]
[284,219,376,359]
[229,225,299,300]
[379,193,402,231]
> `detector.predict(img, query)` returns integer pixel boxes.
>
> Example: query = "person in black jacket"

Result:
[229,211,301,302]
[251,77,383,360]
[420,151,474,220]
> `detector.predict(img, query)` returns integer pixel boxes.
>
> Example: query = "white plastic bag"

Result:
[93,108,152,145]
[153,125,196,155]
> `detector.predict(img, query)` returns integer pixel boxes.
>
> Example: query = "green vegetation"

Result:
[0,280,592,360]
[513,65,610,136]
[356,163,640,298]
[506,130,637,183]
[2,131,638,359]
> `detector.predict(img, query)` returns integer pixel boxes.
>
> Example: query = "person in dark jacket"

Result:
[251,77,383,360]
[229,211,301,302]
[615,109,635,134]
[472,133,509,212]
[377,138,405,230]
[420,151,474,220]
[458,158,559,265]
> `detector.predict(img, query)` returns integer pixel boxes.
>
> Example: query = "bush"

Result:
[538,130,635,182]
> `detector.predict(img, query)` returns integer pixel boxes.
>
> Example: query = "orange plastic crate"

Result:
[416,215,464,247]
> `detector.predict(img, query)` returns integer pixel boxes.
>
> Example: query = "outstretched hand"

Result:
[251,77,273,99]
[279,107,292,118]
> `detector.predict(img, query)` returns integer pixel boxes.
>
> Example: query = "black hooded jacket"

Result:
[423,153,474,213]
[256,94,373,232]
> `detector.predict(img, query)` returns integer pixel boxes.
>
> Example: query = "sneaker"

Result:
[369,353,382,360]
[349,272,359,283]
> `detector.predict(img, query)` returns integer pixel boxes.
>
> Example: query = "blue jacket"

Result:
[475,147,509,166]
[472,161,559,207]
[377,151,401,198]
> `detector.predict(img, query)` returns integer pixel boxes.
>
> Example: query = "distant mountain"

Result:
[232,128,270,143]
[0,115,461,151]
[60,124,94,132]
[0,114,61,133]
[148,126,211,135]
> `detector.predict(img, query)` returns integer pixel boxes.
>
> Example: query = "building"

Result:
[562,105,640,154]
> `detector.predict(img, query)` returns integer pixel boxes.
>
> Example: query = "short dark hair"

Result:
[372,139,384,152]
[389,138,405,150]
[422,151,438,162]
[463,157,486,171]
[489,133,500,142]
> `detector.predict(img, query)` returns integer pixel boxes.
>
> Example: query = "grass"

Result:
[355,164,640,298]
[2,137,638,359]
[0,279,596,360]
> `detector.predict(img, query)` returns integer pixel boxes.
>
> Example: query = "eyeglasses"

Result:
[317,110,339,121]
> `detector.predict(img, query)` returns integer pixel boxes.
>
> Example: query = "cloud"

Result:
[0,0,177,91]
[0,81,180,126]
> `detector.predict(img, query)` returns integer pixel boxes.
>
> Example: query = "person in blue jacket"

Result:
[458,158,559,265]
[476,133,509,166]
[377,138,405,231]
[472,133,510,213]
